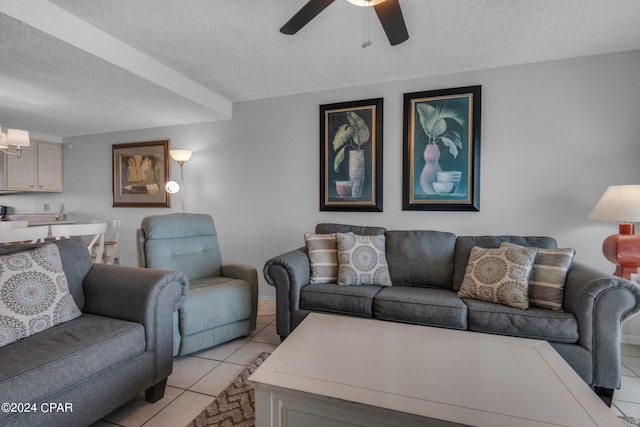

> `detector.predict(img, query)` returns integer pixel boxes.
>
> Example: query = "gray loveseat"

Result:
[263,223,640,405]
[0,238,188,427]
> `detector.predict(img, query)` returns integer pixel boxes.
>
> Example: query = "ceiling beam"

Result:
[0,0,232,120]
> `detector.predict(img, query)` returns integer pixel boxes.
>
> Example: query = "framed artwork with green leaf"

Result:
[320,98,383,212]
[402,86,481,211]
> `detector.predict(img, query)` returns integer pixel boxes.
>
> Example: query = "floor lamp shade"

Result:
[167,149,192,212]
[589,185,640,278]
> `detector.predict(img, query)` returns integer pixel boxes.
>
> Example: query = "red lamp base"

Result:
[602,223,640,279]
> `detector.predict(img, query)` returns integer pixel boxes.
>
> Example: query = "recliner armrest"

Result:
[222,262,259,330]
[222,262,258,286]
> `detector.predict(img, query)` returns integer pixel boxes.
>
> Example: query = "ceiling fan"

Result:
[280,0,409,46]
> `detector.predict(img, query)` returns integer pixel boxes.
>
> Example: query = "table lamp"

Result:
[589,185,640,278]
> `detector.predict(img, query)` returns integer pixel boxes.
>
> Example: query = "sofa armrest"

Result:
[83,264,188,351]
[563,261,640,388]
[222,262,259,330]
[263,247,310,337]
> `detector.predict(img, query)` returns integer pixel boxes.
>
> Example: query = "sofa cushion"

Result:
[181,277,253,335]
[336,233,392,286]
[0,244,82,348]
[502,243,575,311]
[452,236,557,292]
[463,298,579,343]
[374,287,467,329]
[385,230,456,289]
[300,283,382,317]
[305,233,338,284]
[0,314,145,406]
[458,245,538,310]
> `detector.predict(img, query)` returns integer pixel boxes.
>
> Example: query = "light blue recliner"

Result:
[137,213,258,356]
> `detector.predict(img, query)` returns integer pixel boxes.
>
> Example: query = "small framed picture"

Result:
[320,98,383,212]
[402,86,481,211]
[112,140,171,208]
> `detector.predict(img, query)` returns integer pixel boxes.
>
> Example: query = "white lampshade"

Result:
[169,149,192,162]
[6,129,30,147]
[589,185,640,222]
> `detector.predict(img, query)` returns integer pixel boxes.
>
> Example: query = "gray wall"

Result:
[4,50,640,339]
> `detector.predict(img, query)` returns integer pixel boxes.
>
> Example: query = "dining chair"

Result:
[50,222,107,263]
[0,225,49,244]
[0,220,29,229]
[92,219,121,264]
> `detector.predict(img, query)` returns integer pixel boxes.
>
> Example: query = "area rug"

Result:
[622,417,640,427]
[186,352,270,427]
[187,352,639,427]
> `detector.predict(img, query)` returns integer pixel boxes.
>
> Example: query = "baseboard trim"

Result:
[622,334,640,345]
[259,294,275,302]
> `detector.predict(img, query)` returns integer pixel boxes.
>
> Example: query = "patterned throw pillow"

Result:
[501,243,575,311]
[335,232,392,286]
[0,244,81,348]
[457,245,538,310]
[305,233,338,284]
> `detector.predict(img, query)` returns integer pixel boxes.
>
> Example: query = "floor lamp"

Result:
[165,149,192,212]
[589,185,640,279]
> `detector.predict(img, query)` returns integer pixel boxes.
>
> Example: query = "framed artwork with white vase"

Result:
[320,98,383,212]
[402,86,481,211]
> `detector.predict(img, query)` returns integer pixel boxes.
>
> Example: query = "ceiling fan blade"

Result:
[280,0,336,35]
[373,0,409,46]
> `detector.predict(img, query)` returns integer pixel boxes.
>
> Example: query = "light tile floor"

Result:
[615,343,640,418]
[92,301,640,425]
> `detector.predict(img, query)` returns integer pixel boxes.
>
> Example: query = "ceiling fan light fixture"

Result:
[281,0,407,46]
[346,0,386,6]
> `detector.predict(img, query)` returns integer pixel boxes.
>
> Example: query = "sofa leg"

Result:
[145,379,167,403]
[593,386,614,407]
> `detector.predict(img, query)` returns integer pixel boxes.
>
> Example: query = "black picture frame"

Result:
[402,86,481,211]
[320,98,383,212]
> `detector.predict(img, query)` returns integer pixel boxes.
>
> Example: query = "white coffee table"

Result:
[249,313,623,427]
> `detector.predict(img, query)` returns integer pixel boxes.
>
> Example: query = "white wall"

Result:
[4,50,640,339]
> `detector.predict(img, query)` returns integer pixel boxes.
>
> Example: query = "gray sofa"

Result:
[0,238,188,427]
[263,223,640,405]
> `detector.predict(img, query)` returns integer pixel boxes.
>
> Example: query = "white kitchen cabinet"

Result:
[1,141,63,192]
[35,141,63,191]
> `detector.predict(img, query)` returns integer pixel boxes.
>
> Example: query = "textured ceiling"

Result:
[0,0,639,138]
